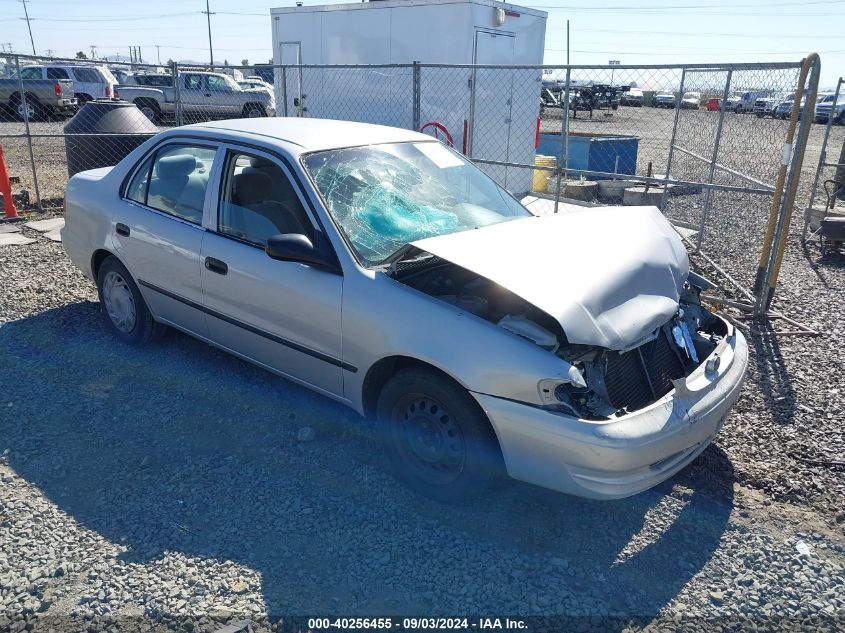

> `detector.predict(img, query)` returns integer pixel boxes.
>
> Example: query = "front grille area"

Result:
[604,330,688,412]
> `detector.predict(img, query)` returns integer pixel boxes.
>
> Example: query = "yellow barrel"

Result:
[533,155,557,192]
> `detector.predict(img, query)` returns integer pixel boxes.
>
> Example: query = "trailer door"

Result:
[471,30,515,188]
[280,42,303,116]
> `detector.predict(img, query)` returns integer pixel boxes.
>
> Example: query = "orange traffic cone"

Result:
[0,144,19,220]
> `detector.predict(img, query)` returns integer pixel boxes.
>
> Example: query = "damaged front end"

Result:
[391,247,728,421]
[551,280,729,419]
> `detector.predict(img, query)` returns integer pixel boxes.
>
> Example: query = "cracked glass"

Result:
[303,141,530,266]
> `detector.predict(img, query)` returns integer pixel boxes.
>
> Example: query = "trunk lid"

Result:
[411,206,689,351]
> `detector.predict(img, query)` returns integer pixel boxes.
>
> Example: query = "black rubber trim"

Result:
[138,279,357,373]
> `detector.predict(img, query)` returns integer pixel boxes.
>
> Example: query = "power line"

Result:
[531,0,845,8]
[546,27,843,39]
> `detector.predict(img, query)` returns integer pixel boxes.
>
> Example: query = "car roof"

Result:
[182,118,435,154]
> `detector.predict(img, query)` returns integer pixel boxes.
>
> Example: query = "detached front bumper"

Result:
[472,324,749,500]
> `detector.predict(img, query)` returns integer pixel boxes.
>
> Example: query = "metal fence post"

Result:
[281,66,288,117]
[760,53,820,312]
[803,76,843,239]
[696,69,733,250]
[553,67,571,214]
[467,67,477,158]
[412,61,421,132]
[14,54,42,212]
[661,68,686,212]
[171,61,182,127]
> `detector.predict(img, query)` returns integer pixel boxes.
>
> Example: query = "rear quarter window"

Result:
[72,68,103,83]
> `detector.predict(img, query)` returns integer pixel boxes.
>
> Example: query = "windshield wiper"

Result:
[376,243,434,275]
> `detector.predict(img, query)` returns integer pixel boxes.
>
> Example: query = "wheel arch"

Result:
[361,355,472,420]
[90,248,122,280]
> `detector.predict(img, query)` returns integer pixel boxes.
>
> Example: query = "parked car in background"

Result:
[61,118,748,501]
[116,71,275,123]
[735,90,771,113]
[620,87,643,106]
[109,68,132,85]
[815,93,845,125]
[774,94,796,119]
[653,91,676,108]
[723,93,742,112]
[680,91,701,110]
[706,98,721,111]
[754,93,782,117]
[238,78,274,97]
[0,71,76,120]
[19,64,117,104]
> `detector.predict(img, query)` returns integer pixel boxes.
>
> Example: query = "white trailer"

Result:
[270,0,547,193]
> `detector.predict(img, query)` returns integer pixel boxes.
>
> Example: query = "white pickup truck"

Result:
[116,71,275,123]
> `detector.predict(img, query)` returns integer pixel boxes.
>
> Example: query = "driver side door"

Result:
[199,146,346,398]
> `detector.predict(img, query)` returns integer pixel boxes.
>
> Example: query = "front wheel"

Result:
[376,368,504,502]
[96,256,165,345]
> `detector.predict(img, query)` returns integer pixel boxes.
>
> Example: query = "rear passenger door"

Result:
[199,147,345,398]
[116,141,219,336]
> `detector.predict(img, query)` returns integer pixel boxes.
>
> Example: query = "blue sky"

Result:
[1,0,842,87]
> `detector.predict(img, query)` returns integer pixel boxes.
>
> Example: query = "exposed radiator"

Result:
[604,330,688,412]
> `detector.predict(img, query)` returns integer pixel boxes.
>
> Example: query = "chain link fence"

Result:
[0,53,818,306]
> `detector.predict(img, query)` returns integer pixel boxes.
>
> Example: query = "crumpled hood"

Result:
[411,206,689,351]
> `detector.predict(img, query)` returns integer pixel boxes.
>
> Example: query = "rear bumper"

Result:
[472,323,748,500]
[56,98,78,110]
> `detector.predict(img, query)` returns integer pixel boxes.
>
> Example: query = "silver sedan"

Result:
[62,118,748,501]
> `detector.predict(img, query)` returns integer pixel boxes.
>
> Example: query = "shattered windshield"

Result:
[302,141,530,266]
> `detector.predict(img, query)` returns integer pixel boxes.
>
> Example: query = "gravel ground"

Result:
[1,107,844,632]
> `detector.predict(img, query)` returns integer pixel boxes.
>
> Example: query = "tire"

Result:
[96,256,165,345]
[243,104,266,118]
[376,367,504,502]
[838,112,845,126]
[12,94,42,122]
[135,99,161,124]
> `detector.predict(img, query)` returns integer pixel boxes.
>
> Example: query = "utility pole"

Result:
[20,0,36,55]
[203,0,215,69]
[155,44,161,65]
[46,48,53,57]
[609,59,620,86]
[566,20,570,66]
[90,45,97,60]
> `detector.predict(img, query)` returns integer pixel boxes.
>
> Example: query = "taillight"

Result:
[54,83,62,97]
[105,85,112,98]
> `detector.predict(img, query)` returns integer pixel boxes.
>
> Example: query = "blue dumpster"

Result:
[536,132,639,179]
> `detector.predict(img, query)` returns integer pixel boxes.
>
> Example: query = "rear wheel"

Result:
[135,99,161,124]
[376,367,504,502]
[96,256,165,345]
[13,95,42,122]
[243,104,266,118]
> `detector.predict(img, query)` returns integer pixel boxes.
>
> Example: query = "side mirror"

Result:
[265,233,340,273]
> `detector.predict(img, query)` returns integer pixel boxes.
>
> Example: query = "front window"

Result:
[303,141,530,266]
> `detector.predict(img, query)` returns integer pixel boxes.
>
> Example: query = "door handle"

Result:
[204,257,228,275]
[116,223,130,237]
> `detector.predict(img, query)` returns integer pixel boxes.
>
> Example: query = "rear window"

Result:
[72,68,104,83]
[135,75,172,87]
